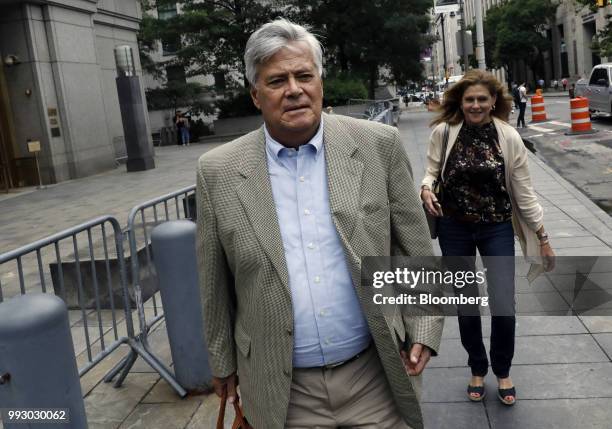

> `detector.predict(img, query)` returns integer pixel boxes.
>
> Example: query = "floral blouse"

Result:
[441,121,512,223]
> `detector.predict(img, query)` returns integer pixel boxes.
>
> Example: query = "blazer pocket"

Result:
[362,205,390,224]
[234,322,251,358]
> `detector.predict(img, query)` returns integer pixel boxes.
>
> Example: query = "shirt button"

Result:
[299,176,305,182]
[314,276,321,284]
[319,310,326,316]
[325,338,331,345]
[307,242,315,249]
[304,209,311,215]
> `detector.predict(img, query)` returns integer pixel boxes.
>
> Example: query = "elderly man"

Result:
[196,19,443,429]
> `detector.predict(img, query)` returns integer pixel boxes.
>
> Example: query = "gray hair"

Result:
[244,18,323,87]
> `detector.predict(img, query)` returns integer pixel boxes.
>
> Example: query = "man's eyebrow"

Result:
[265,68,314,80]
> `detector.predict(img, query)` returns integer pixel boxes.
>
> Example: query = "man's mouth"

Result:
[285,105,309,112]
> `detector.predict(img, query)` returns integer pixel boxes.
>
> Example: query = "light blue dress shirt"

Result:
[264,121,371,368]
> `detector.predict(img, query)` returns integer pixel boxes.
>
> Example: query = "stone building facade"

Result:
[0,0,151,189]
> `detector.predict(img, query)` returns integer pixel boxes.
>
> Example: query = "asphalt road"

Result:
[515,97,612,215]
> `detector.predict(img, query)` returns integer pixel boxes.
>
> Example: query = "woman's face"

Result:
[461,84,496,126]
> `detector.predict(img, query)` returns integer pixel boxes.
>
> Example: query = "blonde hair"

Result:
[431,70,512,126]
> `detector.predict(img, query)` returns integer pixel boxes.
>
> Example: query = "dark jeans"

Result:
[438,217,516,378]
[517,102,527,128]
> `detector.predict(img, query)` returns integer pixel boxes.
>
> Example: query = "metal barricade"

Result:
[0,216,133,378]
[103,185,196,396]
[348,98,400,125]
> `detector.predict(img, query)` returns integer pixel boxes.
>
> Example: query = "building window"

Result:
[158,3,180,55]
[162,36,181,56]
[214,72,226,91]
[157,3,177,20]
[166,65,186,84]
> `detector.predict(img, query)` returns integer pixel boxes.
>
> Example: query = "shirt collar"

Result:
[264,118,324,161]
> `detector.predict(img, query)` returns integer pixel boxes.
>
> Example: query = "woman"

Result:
[420,70,555,406]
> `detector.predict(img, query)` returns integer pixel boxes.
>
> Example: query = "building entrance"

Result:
[0,63,15,192]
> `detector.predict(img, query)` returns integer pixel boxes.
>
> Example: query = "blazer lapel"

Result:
[323,114,364,246]
[236,128,290,293]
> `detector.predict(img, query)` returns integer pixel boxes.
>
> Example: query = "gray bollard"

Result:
[0,293,88,429]
[151,220,212,394]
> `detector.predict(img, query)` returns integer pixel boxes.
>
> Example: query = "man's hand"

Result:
[400,343,432,376]
[212,372,239,404]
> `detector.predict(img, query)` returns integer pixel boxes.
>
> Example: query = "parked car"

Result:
[575,64,612,115]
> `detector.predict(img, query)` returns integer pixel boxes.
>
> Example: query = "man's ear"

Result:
[250,85,262,110]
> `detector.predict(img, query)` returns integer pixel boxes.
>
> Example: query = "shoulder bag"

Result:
[423,123,449,239]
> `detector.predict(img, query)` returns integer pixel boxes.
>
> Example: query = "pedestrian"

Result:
[511,82,519,113]
[553,79,559,90]
[562,77,568,91]
[517,82,528,128]
[176,112,190,146]
[196,18,443,429]
[420,69,556,407]
[569,83,575,99]
[174,111,183,146]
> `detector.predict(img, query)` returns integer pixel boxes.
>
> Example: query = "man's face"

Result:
[250,41,323,146]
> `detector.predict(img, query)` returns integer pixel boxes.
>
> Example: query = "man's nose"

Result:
[286,76,302,97]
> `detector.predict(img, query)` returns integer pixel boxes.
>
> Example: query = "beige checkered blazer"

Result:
[196,113,443,429]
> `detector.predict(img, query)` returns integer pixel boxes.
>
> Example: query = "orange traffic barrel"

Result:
[566,97,597,135]
[530,95,547,122]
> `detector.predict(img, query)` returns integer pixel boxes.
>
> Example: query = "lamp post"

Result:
[437,13,449,84]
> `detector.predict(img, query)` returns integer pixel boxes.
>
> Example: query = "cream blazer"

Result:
[421,116,545,280]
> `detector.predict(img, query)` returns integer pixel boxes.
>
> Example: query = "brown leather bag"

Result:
[216,389,254,429]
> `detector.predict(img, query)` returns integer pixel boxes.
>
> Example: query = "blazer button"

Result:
[286,327,293,336]
[283,368,291,376]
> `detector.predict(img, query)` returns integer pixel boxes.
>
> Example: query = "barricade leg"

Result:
[0,294,88,429]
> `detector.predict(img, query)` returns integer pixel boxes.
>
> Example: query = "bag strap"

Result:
[216,389,227,429]
[216,388,253,429]
[231,394,251,429]
[437,123,450,184]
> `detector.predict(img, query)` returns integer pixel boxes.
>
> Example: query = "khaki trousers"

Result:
[285,346,414,429]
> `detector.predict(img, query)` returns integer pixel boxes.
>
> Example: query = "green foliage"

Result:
[291,0,433,98]
[145,81,214,114]
[215,91,260,119]
[323,74,368,106]
[139,0,434,112]
[141,0,282,83]
[483,0,557,80]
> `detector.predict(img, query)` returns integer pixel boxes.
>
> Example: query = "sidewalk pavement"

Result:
[1,111,612,428]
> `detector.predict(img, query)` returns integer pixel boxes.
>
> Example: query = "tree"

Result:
[292,0,434,98]
[483,0,557,85]
[140,0,285,86]
[145,81,215,115]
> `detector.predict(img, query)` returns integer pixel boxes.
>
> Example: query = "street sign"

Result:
[435,4,460,13]
[27,140,41,153]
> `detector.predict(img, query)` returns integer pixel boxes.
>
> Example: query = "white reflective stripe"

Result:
[531,102,545,107]
[570,107,589,113]
[572,118,591,124]
[528,125,554,132]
